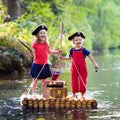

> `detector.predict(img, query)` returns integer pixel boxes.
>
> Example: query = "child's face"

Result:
[73,36,85,47]
[36,29,47,43]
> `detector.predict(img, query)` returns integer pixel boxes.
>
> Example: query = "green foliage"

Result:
[88,0,120,50]
[0,1,6,23]
[0,22,18,47]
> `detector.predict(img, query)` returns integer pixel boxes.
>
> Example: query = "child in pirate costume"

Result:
[60,32,99,98]
[30,24,61,96]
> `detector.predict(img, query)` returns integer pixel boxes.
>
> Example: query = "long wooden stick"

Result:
[52,36,60,51]
[18,39,33,57]
[18,39,32,52]
[59,21,65,70]
[59,35,62,71]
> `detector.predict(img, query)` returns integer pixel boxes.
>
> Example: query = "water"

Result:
[0,49,120,120]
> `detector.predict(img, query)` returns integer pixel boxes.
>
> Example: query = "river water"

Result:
[0,49,120,120]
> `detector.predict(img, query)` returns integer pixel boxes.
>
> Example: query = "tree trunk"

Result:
[7,0,21,20]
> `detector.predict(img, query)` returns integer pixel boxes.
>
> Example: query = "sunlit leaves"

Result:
[87,0,120,50]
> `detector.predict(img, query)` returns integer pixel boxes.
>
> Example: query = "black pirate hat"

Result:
[32,25,48,35]
[68,32,85,40]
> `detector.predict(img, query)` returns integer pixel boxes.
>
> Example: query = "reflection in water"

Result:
[22,108,88,120]
[70,109,87,120]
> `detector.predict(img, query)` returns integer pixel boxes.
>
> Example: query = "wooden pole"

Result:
[59,21,64,71]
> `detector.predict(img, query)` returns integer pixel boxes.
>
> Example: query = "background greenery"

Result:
[0,0,120,74]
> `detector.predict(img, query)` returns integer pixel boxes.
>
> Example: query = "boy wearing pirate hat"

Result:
[61,32,99,98]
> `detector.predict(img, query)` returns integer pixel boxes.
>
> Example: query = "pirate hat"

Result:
[32,24,48,35]
[68,32,85,40]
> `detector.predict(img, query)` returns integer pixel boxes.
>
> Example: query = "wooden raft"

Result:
[20,80,97,109]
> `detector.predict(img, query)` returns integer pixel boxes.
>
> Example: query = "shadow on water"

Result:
[0,49,120,120]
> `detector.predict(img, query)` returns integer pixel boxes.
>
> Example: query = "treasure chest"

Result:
[42,87,67,98]
[42,80,67,98]
[47,80,67,87]
[50,88,67,98]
